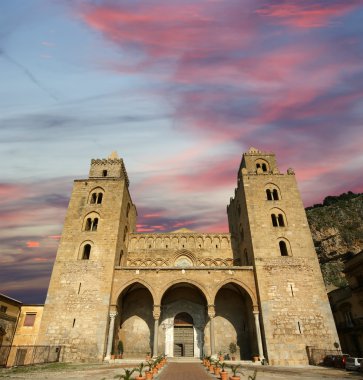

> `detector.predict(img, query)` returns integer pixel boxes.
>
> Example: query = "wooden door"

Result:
[174,326,194,357]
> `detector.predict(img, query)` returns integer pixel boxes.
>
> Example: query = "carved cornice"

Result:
[126,256,235,268]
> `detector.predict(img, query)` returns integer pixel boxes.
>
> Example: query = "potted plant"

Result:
[229,342,237,361]
[114,368,135,380]
[146,351,151,361]
[134,362,146,380]
[145,361,154,379]
[214,360,221,376]
[220,362,228,380]
[218,350,224,361]
[209,359,215,373]
[252,353,260,362]
[228,364,244,380]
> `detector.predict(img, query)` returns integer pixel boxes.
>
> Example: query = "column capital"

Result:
[207,304,215,318]
[153,304,161,319]
[253,305,260,314]
[109,311,118,319]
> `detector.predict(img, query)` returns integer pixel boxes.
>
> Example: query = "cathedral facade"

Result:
[36,148,339,365]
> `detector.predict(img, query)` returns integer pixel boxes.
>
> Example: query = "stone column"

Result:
[208,305,216,356]
[253,310,264,359]
[153,305,161,357]
[105,311,117,360]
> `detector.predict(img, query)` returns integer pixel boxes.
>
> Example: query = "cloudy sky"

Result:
[1,0,362,303]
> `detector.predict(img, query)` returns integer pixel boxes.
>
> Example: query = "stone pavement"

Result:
[157,362,213,380]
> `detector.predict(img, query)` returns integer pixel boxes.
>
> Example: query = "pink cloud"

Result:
[256,2,360,28]
[26,241,40,248]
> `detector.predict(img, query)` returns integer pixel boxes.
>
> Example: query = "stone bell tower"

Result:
[227,147,339,365]
[37,152,136,362]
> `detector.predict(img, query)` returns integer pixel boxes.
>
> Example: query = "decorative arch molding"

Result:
[212,278,258,308]
[172,249,197,266]
[113,279,156,305]
[84,211,101,218]
[264,182,281,190]
[157,278,211,305]
[269,206,285,214]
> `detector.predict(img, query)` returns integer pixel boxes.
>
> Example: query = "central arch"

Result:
[160,282,207,358]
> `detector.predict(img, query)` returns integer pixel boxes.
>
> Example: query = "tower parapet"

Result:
[89,152,130,186]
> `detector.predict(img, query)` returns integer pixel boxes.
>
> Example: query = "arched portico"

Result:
[212,280,261,359]
[114,282,155,358]
[160,282,208,358]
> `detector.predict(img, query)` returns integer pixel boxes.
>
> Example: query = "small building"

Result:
[6,305,44,367]
[329,251,363,356]
[0,294,22,366]
[0,294,22,348]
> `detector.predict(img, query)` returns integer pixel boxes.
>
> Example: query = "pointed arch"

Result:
[212,278,258,308]
[158,278,211,305]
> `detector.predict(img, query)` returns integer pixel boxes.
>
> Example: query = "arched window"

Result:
[92,218,98,231]
[278,214,285,227]
[271,211,286,227]
[89,191,103,204]
[82,244,91,260]
[262,163,267,172]
[266,189,272,200]
[84,217,99,231]
[279,241,288,256]
[256,163,261,170]
[272,189,279,200]
[271,214,278,227]
[85,218,92,231]
[102,170,108,177]
[123,226,128,242]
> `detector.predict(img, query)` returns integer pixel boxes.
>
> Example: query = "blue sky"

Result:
[1,0,363,303]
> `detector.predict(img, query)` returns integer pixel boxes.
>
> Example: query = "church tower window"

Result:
[279,241,289,256]
[82,244,91,260]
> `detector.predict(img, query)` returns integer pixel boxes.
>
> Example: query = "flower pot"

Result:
[145,371,153,380]
[252,356,259,362]
[229,376,240,380]
[220,371,228,380]
[219,355,224,361]
[146,355,151,361]
[209,365,215,373]
[231,356,236,361]
[136,376,146,380]
[214,367,221,376]
[152,367,158,374]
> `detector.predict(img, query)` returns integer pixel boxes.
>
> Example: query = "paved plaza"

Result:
[0,361,362,380]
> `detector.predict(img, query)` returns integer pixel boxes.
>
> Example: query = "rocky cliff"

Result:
[306,192,363,288]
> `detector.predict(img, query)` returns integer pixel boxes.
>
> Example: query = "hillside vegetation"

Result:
[306,192,363,288]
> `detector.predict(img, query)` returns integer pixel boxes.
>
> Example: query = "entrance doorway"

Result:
[173,312,194,357]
